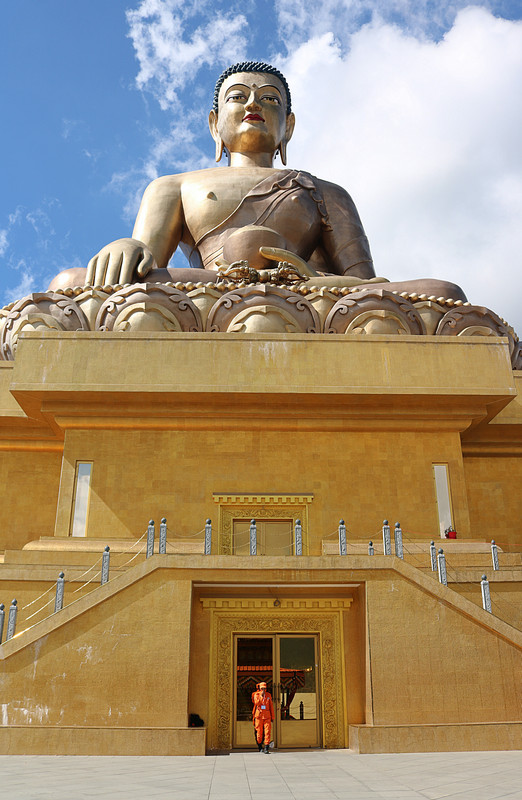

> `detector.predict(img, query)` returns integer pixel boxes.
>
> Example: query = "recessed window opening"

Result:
[70,462,92,537]
[432,464,454,538]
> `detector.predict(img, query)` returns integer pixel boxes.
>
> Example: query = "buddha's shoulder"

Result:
[311,175,355,201]
[145,166,291,193]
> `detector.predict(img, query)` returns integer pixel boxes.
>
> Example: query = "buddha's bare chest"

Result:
[180,169,285,242]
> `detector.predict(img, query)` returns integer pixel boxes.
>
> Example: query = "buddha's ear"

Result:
[285,112,295,143]
[208,110,223,163]
[279,113,295,166]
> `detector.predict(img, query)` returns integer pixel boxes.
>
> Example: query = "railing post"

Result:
[481,574,492,613]
[368,541,375,556]
[394,522,403,559]
[294,519,302,556]
[101,546,110,585]
[430,540,437,571]
[159,518,167,555]
[338,519,347,555]
[382,520,391,556]
[0,603,4,644]
[204,519,212,555]
[54,572,65,613]
[249,519,257,556]
[6,599,18,641]
[146,520,155,558]
[437,548,447,586]
[491,540,499,571]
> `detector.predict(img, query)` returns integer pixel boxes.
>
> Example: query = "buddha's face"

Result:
[209,71,295,157]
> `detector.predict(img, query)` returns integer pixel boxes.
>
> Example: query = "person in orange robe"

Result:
[251,681,275,753]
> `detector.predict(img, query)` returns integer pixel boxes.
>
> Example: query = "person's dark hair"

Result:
[212,61,292,114]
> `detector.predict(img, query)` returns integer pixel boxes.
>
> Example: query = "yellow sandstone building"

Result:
[0,60,521,756]
[0,293,521,755]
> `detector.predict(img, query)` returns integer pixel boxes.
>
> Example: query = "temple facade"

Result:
[0,280,521,755]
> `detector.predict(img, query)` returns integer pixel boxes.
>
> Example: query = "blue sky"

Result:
[2,1,522,334]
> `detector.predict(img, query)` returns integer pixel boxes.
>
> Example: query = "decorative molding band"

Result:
[201,598,353,610]
[213,493,314,505]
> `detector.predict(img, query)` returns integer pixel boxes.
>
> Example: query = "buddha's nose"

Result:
[245,92,262,112]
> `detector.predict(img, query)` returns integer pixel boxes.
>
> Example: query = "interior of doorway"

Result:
[234,634,321,749]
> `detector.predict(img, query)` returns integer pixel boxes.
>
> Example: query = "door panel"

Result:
[278,636,320,748]
[233,634,321,749]
[232,520,293,555]
[234,636,273,748]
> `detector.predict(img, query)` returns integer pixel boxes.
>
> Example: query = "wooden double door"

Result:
[233,634,321,749]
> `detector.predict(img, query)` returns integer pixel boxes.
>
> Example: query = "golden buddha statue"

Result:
[48,61,466,302]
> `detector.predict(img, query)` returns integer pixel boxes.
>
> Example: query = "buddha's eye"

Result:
[226,93,246,102]
[263,95,281,104]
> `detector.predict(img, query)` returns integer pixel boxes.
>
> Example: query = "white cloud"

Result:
[0,229,8,257]
[126,0,249,110]
[280,7,522,333]
[4,269,36,303]
[275,0,512,46]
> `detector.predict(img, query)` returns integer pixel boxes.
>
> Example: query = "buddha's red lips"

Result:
[243,113,264,122]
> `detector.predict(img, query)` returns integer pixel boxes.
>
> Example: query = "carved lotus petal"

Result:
[324,290,425,335]
[206,285,320,333]
[435,305,515,356]
[0,292,89,360]
[95,283,203,332]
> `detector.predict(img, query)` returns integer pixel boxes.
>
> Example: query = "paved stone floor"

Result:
[1,750,521,800]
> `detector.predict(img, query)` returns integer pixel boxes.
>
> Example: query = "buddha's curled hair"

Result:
[212,61,292,114]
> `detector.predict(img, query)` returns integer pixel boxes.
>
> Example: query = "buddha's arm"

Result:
[318,181,376,279]
[132,176,183,268]
[85,176,183,285]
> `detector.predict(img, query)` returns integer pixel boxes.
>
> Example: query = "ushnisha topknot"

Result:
[212,61,292,114]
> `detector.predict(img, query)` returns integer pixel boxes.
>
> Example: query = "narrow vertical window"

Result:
[432,464,454,538]
[70,462,92,537]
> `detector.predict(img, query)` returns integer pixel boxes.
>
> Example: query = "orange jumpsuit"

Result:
[252,689,274,746]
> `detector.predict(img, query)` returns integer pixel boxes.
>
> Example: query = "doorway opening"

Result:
[234,634,321,749]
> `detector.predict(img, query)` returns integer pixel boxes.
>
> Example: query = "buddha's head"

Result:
[209,61,295,165]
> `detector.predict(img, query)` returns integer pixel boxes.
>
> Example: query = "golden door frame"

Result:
[212,494,313,555]
[203,598,351,751]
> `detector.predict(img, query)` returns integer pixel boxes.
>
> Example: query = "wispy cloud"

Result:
[62,118,84,140]
[4,268,36,303]
[274,0,514,48]
[0,201,81,306]
[126,0,249,110]
[0,229,8,257]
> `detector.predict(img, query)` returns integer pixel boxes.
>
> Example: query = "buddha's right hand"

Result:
[86,238,157,286]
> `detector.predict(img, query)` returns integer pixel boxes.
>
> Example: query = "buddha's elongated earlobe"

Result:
[208,109,223,163]
[279,112,294,166]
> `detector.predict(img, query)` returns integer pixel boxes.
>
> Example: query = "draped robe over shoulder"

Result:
[184,169,374,278]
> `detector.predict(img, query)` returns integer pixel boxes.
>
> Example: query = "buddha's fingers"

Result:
[86,239,156,287]
[86,254,99,286]
[96,253,111,286]
[259,247,319,278]
[104,252,125,286]
[135,248,156,279]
